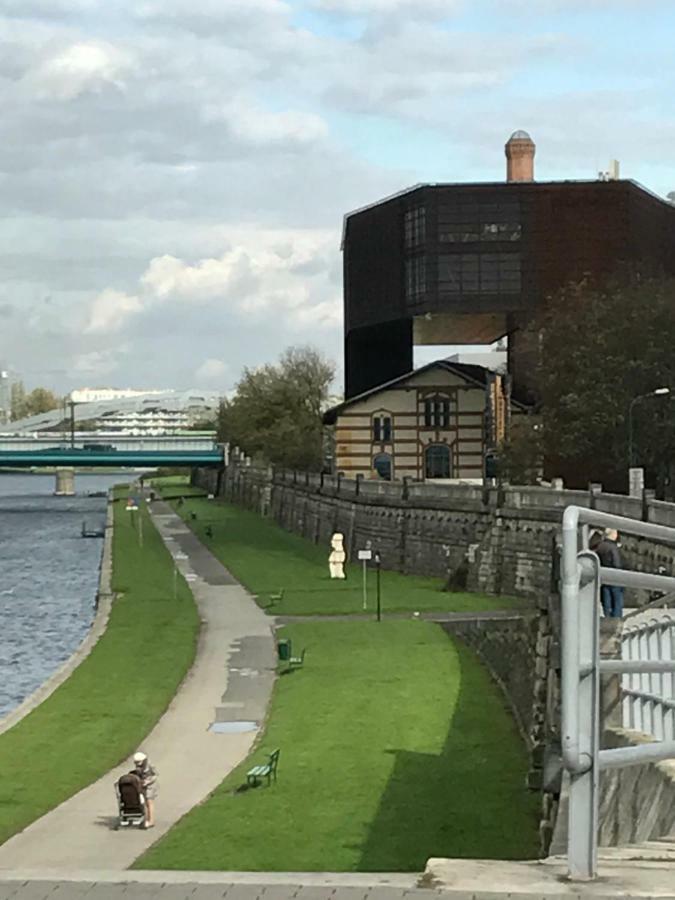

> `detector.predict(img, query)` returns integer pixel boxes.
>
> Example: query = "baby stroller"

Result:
[115,772,146,828]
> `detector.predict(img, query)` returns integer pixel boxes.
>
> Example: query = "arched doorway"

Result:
[425,444,451,479]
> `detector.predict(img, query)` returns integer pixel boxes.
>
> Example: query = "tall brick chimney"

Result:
[505,130,535,182]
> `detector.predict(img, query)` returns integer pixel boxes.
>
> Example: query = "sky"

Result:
[1,0,675,395]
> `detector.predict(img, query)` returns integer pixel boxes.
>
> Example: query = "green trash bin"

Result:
[277,639,291,661]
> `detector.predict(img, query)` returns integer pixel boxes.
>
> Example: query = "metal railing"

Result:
[561,506,675,880]
[621,611,675,741]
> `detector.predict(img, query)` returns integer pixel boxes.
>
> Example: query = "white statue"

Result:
[329,532,346,579]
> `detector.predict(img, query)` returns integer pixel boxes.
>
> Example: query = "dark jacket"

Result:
[595,538,622,569]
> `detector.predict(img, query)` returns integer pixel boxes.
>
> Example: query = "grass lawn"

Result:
[0,495,200,846]
[160,491,525,616]
[136,620,540,871]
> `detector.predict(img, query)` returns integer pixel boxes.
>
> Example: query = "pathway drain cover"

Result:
[209,721,258,734]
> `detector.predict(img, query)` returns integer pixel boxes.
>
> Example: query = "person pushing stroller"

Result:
[132,751,158,828]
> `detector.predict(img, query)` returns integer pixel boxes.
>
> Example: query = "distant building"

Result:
[341,130,675,403]
[70,387,168,404]
[1,390,221,436]
[322,360,526,482]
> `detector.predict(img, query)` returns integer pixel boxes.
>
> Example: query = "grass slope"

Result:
[163,494,523,616]
[137,621,539,871]
[0,498,199,846]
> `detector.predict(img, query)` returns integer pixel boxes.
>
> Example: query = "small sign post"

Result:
[629,467,644,499]
[358,548,372,609]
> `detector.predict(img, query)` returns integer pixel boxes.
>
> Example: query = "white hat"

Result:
[133,751,147,764]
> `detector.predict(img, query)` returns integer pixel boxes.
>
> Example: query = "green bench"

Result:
[267,588,284,607]
[277,640,306,670]
[246,748,280,787]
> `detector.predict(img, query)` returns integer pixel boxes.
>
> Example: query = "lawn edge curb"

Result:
[0,498,115,737]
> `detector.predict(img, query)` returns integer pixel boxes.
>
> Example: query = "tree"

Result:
[530,275,675,494]
[496,414,544,485]
[218,346,335,470]
[10,382,60,420]
[10,380,26,420]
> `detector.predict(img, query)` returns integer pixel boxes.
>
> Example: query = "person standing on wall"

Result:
[595,528,624,617]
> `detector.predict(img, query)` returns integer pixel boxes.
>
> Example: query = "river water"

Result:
[0,473,127,719]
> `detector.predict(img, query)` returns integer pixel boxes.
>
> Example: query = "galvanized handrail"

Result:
[621,612,674,741]
[561,505,675,880]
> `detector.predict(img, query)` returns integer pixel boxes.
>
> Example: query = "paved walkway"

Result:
[0,502,275,871]
[277,610,527,624]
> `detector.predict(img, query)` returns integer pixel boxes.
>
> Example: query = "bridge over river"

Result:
[0,435,224,492]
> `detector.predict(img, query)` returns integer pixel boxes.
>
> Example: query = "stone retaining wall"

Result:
[194,461,675,604]
[599,728,675,846]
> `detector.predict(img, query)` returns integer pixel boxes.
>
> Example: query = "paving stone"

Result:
[363,890,410,900]
[149,886,199,900]
[321,888,367,900]
[259,886,302,900]
[292,887,337,900]
[86,886,136,899]
[50,884,96,898]
[9,882,61,900]
[188,887,229,900]
[0,882,24,900]
[221,888,265,900]
[108,887,165,900]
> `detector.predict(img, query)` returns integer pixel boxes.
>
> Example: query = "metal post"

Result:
[173,564,178,600]
[69,400,76,449]
[362,558,367,610]
[375,551,381,622]
[564,550,601,880]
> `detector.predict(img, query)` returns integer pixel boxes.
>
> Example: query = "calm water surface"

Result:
[0,473,126,718]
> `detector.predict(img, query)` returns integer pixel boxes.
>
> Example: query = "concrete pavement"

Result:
[0,501,276,871]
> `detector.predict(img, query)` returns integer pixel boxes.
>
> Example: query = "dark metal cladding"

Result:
[343,180,675,401]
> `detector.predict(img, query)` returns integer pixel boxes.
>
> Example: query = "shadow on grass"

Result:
[355,639,540,871]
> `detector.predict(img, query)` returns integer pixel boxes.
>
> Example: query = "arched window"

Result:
[373,453,392,481]
[425,444,451,479]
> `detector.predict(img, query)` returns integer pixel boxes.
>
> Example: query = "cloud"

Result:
[135,0,292,36]
[204,99,328,147]
[85,230,341,337]
[195,358,228,381]
[313,0,460,19]
[0,0,98,19]
[87,289,142,334]
[23,40,134,101]
[73,346,128,377]
[1,0,674,396]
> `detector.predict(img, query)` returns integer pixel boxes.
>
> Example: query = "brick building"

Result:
[323,360,526,482]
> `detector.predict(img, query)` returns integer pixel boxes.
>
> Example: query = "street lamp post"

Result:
[628,387,670,469]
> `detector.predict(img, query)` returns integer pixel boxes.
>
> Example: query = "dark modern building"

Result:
[342,132,675,402]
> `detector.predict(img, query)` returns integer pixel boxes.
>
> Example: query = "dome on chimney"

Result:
[508,129,533,141]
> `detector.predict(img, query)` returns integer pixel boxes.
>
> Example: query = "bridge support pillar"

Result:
[54,467,75,497]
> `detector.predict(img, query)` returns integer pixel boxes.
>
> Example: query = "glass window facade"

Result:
[405,255,427,301]
[438,200,521,244]
[404,207,426,249]
[438,252,521,295]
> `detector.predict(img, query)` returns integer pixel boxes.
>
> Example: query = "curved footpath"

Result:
[0,500,276,871]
